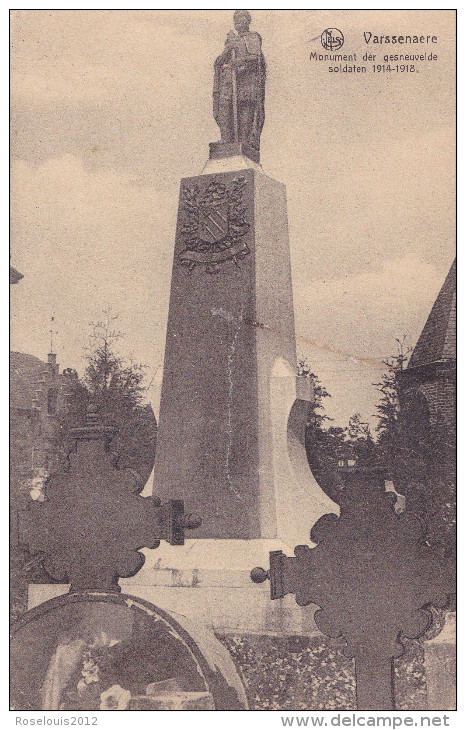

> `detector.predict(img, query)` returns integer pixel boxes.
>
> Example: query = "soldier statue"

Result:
[213,10,266,151]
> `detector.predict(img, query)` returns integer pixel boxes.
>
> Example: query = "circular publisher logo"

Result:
[321,28,344,51]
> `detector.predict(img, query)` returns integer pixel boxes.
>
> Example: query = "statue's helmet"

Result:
[233,10,251,26]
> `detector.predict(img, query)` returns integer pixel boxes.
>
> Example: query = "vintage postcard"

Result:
[10,9,456,716]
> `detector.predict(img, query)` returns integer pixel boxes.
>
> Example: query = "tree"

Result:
[300,359,377,482]
[83,311,147,414]
[59,310,157,488]
[373,336,455,563]
[373,335,412,450]
[299,359,346,501]
[372,335,430,479]
[346,413,371,442]
[345,413,375,465]
[297,358,331,431]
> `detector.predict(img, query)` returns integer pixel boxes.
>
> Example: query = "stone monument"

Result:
[125,10,337,633]
[31,11,337,635]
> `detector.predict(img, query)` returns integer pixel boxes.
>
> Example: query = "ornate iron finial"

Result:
[251,467,455,710]
[250,566,268,583]
[19,406,201,593]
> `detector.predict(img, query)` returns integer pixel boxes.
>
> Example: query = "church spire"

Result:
[408,259,456,369]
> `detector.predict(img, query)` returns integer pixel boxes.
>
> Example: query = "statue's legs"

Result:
[217,99,234,143]
[217,99,258,149]
[238,103,256,148]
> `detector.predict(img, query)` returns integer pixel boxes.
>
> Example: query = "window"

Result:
[47,388,58,415]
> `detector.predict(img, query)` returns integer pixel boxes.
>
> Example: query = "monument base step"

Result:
[28,539,323,637]
[201,153,262,175]
[124,538,294,580]
[128,691,215,710]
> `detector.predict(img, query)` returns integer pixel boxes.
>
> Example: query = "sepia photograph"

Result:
[10,9,456,716]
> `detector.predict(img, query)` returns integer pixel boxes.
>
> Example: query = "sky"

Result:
[10,9,456,427]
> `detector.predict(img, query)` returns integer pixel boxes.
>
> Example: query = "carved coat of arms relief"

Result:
[179,177,250,273]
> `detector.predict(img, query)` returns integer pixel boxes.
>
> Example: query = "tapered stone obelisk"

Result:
[154,167,302,539]
[151,10,335,545]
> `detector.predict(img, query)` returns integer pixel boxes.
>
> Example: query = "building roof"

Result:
[10,351,47,410]
[408,259,456,369]
[10,266,24,285]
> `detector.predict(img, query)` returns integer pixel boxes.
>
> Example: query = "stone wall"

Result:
[418,379,456,438]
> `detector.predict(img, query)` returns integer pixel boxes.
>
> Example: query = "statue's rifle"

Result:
[231,44,239,144]
[251,54,261,147]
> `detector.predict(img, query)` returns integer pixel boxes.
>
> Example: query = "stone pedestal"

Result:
[152,164,337,546]
[424,612,456,710]
[209,141,260,164]
[29,541,324,637]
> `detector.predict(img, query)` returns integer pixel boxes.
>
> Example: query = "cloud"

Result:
[10,10,213,105]
[10,155,175,374]
[10,10,455,428]
[12,154,172,233]
[286,125,455,289]
[291,255,449,426]
[295,255,446,360]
